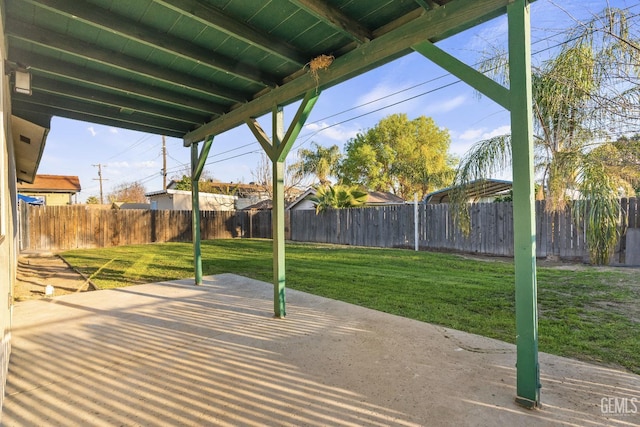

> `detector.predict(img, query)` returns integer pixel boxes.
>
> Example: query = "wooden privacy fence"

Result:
[19,205,272,251]
[20,198,639,264]
[290,198,640,263]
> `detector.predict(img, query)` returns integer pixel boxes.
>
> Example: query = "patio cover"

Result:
[3,0,540,407]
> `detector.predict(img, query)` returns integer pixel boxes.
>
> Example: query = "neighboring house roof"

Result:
[424,179,512,204]
[286,188,406,210]
[286,188,317,211]
[366,191,405,205]
[17,174,81,193]
[145,189,228,197]
[243,199,273,211]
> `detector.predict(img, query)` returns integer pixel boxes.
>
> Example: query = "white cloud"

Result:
[305,122,358,142]
[109,128,119,134]
[458,128,485,141]
[450,124,512,157]
[108,161,130,168]
[134,161,157,169]
[481,125,511,139]
[423,95,466,115]
[88,126,97,137]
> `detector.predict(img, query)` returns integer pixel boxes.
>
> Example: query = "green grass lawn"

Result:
[62,239,640,374]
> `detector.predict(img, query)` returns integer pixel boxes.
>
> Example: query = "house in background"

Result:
[424,179,513,204]
[286,188,406,211]
[165,180,272,210]
[17,174,81,206]
[146,189,236,211]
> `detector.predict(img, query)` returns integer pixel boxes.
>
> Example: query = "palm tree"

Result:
[289,142,342,186]
[308,184,368,214]
[453,8,640,264]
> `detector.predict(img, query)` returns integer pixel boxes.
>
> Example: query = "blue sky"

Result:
[35,0,636,202]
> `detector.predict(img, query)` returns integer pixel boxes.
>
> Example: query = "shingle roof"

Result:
[17,175,81,193]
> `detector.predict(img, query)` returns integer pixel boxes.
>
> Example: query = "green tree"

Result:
[308,184,368,214]
[85,196,99,204]
[453,8,640,264]
[289,142,342,186]
[339,113,455,199]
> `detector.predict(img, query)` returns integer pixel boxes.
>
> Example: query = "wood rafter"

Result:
[22,0,280,88]
[7,20,250,105]
[10,48,227,116]
[186,0,512,144]
[154,0,308,66]
[33,76,207,126]
[288,0,372,44]
[13,97,188,137]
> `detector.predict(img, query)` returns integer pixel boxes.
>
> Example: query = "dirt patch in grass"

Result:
[15,253,95,301]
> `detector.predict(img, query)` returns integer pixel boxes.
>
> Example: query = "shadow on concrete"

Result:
[3,274,639,426]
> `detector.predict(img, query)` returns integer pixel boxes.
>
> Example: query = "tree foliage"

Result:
[108,181,147,203]
[339,113,455,200]
[308,184,368,214]
[289,142,342,186]
[85,196,99,204]
[453,7,640,264]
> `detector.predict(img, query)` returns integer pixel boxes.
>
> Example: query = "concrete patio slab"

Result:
[3,274,639,426]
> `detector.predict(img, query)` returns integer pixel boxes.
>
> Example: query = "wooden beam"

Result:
[7,20,250,105]
[508,0,540,408]
[13,93,191,135]
[155,0,307,67]
[412,41,510,110]
[289,0,372,44]
[185,0,513,145]
[11,48,227,115]
[22,0,281,88]
[33,76,207,126]
[12,100,187,137]
[278,90,320,161]
[245,118,275,159]
[414,0,440,11]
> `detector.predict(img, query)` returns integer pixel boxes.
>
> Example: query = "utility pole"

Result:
[162,135,167,190]
[92,163,108,204]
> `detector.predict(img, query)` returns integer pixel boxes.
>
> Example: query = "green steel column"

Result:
[191,142,203,285]
[272,107,286,317]
[272,160,286,317]
[508,0,540,407]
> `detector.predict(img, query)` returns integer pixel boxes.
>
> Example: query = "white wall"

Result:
[0,12,16,415]
[148,190,237,211]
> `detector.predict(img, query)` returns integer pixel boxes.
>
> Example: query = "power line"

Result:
[101,3,640,186]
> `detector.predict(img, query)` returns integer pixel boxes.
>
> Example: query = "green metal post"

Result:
[191,142,203,285]
[244,91,319,317]
[272,106,286,317]
[508,0,540,408]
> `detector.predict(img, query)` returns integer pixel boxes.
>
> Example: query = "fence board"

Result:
[21,198,639,265]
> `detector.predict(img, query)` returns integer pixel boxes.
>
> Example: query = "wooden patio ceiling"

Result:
[4,0,514,142]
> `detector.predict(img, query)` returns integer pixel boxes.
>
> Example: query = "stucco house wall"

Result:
[147,189,237,211]
[0,15,17,414]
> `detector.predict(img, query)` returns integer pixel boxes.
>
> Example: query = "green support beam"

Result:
[185,0,514,145]
[412,0,540,408]
[191,135,214,286]
[508,0,540,408]
[245,90,320,317]
[412,41,510,110]
[272,108,286,317]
